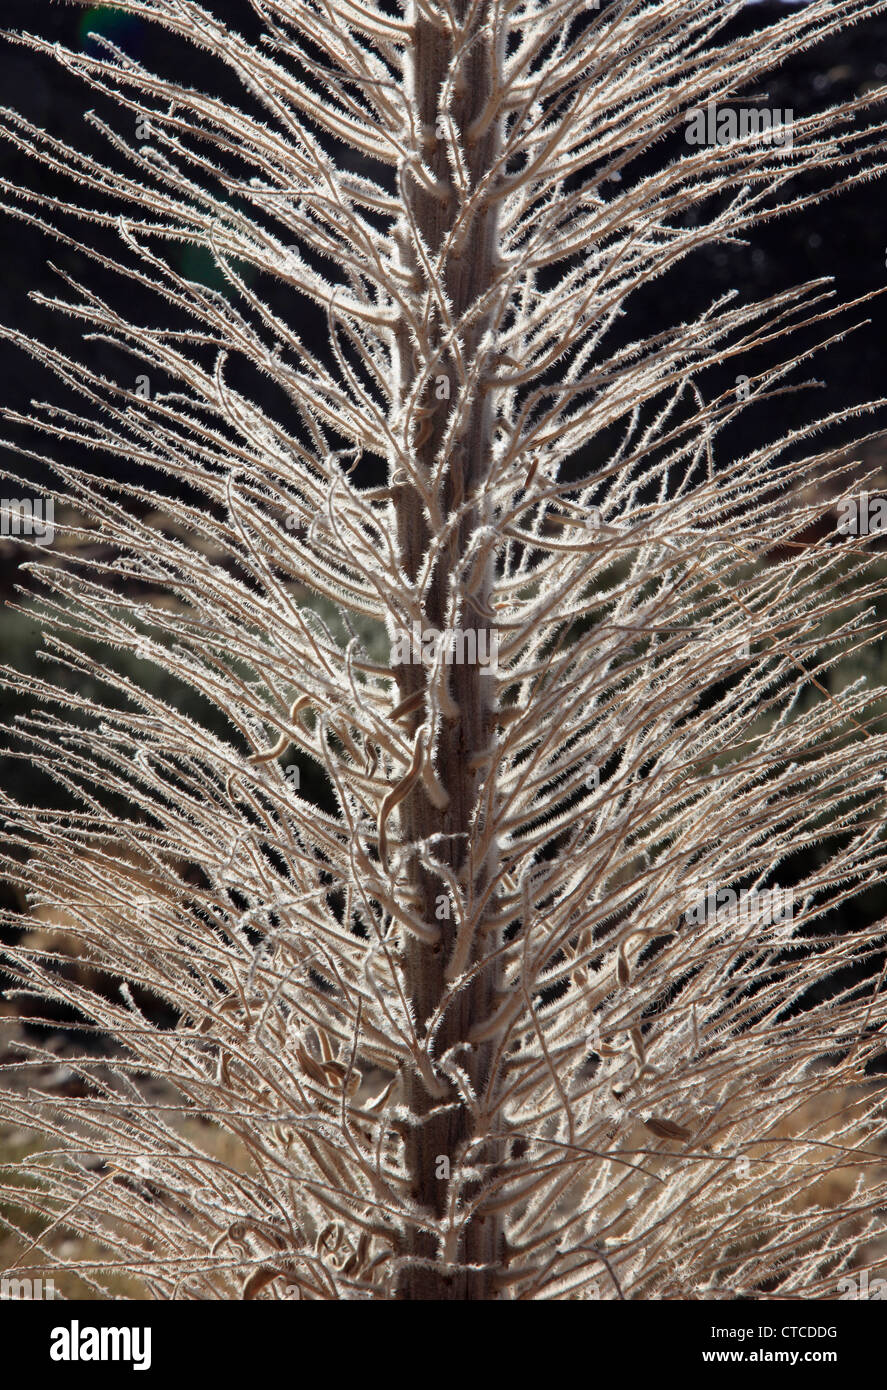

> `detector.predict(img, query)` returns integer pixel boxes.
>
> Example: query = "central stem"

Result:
[392,0,505,1300]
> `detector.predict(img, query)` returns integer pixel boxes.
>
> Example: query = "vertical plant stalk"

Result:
[5,0,887,1304]
[393,0,504,1298]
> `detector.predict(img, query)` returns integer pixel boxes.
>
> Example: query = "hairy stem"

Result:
[392,0,505,1299]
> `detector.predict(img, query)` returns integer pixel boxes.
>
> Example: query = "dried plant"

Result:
[2,0,887,1301]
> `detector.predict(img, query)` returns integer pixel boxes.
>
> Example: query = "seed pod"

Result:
[616,942,630,985]
[242,1267,285,1299]
[644,1116,692,1142]
[378,727,427,870]
[390,688,426,722]
[296,1043,330,1087]
[248,696,311,764]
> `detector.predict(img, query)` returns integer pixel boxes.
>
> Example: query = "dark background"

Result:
[0,0,884,499]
